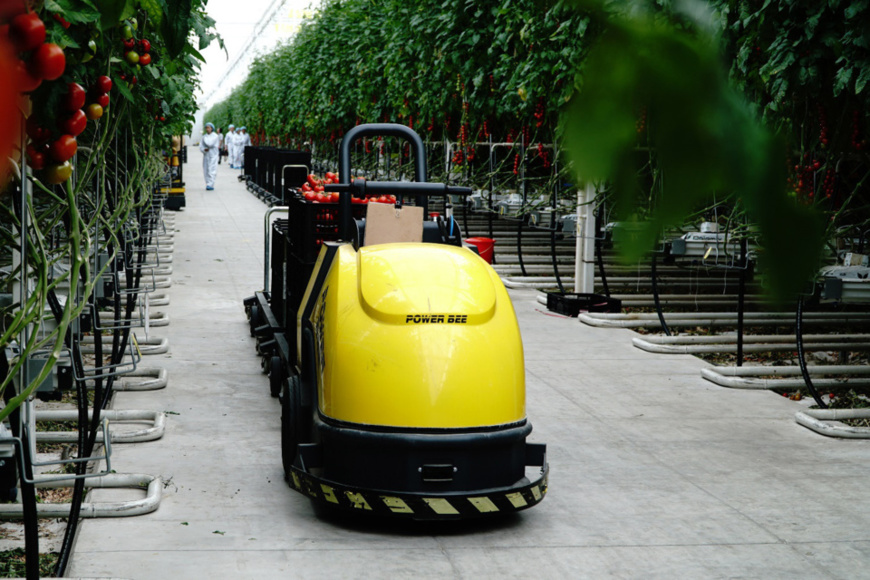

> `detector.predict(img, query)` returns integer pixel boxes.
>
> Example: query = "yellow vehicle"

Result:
[268,125,547,518]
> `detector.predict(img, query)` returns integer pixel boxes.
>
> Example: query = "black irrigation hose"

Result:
[737,266,746,367]
[796,297,828,409]
[651,253,671,336]
[550,228,565,294]
[17,429,39,580]
[56,210,149,576]
[2,352,39,580]
[516,218,527,277]
[594,209,610,297]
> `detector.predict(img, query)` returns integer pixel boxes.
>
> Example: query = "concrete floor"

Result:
[68,162,870,579]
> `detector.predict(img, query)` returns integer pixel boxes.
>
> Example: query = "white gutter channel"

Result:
[35,410,166,443]
[0,473,161,518]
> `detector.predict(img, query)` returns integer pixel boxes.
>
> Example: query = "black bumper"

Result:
[287,416,548,519]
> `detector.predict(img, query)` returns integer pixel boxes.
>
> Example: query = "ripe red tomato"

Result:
[139,53,151,66]
[139,39,151,53]
[303,191,315,201]
[29,43,65,80]
[315,193,326,202]
[26,146,45,170]
[325,171,337,182]
[327,192,339,203]
[25,118,49,143]
[48,134,77,162]
[85,103,103,120]
[52,13,70,29]
[95,75,112,93]
[122,38,135,51]
[43,161,72,184]
[0,0,26,20]
[307,174,320,187]
[301,182,312,192]
[61,109,87,136]
[9,13,46,52]
[64,83,86,111]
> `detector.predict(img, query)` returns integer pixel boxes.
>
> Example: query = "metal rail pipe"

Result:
[0,473,162,518]
[795,409,870,439]
[35,410,166,443]
[701,365,870,389]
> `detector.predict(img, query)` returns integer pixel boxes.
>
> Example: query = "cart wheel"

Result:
[249,304,260,337]
[269,356,283,398]
[281,374,303,477]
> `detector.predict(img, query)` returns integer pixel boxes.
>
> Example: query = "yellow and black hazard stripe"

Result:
[287,464,548,519]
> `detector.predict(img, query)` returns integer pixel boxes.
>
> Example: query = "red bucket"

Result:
[465,237,495,264]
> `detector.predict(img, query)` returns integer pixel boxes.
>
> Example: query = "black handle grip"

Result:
[324,181,472,197]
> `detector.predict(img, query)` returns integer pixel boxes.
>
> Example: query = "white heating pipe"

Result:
[701,365,870,389]
[795,409,870,439]
[35,410,166,443]
[0,473,162,518]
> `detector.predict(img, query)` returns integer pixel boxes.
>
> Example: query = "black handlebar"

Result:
[339,124,426,184]
[325,179,472,198]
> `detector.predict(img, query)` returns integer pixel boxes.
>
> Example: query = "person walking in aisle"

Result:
[199,122,220,190]
[234,126,251,170]
[226,124,237,168]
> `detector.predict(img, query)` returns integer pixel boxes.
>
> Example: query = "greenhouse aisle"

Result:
[68,162,870,579]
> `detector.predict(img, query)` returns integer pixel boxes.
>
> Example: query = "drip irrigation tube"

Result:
[632,334,870,354]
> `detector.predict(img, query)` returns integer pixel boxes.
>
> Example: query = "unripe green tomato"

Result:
[125,50,139,65]
[122,24,133,39]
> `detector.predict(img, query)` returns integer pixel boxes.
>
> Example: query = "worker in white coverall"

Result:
[199,122,220,190]
[234,126,251,169]
[226,124,237,168]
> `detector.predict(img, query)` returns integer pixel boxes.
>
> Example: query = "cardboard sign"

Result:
[364,202,424,246]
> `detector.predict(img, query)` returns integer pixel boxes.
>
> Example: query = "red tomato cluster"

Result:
[122,22,152,68]
[298,173,396,205]
[3,9,65,93]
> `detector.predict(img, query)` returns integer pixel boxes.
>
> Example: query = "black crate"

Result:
[286,195,366,263]
[546,292,622,317]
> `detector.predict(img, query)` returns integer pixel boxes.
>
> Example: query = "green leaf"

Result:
[114,78,135,102]
[834,66,853,96]
[93,0,133,31]
[162,0,193,59]
[139,0,165,30]
[856,66,870,94]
